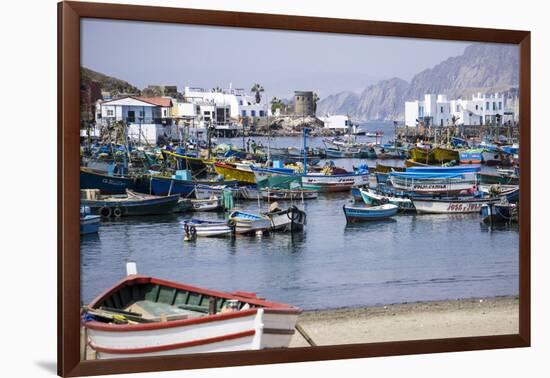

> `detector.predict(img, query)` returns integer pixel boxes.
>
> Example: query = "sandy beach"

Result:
[290,296,518,347]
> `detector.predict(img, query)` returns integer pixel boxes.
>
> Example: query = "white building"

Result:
[318,114,351,130]
[183,86,272,122]
[95,96,175,144]
[405,92,510,127]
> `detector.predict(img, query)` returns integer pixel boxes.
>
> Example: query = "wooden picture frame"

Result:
[58,1,531,376]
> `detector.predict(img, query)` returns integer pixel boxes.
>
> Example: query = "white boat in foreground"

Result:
[83,270,301,359]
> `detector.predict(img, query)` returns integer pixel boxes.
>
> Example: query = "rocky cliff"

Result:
[316,43,519,121]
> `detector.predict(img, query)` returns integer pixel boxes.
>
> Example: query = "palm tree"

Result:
[251,83,264,104]
[270,97,284,114]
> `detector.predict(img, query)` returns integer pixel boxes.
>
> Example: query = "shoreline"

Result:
[290,295,518,347]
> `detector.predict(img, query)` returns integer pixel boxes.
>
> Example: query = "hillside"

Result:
[316,43,519,121]
[81,67,140,96]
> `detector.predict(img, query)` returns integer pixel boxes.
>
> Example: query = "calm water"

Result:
[81,198,518,310]
[81,122,518,309]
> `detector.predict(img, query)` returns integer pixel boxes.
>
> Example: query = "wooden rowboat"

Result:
[83,271,301,359]
[343,204,399,222]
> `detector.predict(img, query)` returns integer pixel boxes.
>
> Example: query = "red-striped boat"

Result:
[83,271,301,359]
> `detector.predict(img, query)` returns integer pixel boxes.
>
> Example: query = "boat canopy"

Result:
[390,171,466,179]
[406,165,481,173]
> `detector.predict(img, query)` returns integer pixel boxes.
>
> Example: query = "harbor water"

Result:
[81,126,519,310]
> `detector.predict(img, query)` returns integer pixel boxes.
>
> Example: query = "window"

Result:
[476,105,479,110]
[239,100,243,105]
[440,106,444,113]
[499,102,502,110]
[106,109,114,116]
[163,109,167,116]
[493,102,496,111]
[241,110,247,117]
[486,101,490,110]
[259,110,265,117]
[204,111,210,115]
[251,110,256,117]
[139,111,145,118]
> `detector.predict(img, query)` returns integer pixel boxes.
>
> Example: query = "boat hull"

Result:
[80,168,134,195]
[214,163,256,184]
[343,204,398,222]
[228,211,272,234]
[80,215,101,235]
[150,176,238,197]
[183,220,231,238]
[81,194,180,217]
[360,188,415,212]
[412,197,499,214]
[84,276,300,359]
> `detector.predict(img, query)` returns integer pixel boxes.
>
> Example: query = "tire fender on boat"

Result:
[113,207,123,218]
[99,206,112,218]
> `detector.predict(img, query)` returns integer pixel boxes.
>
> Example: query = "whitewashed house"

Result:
[318,114,351,130]
[405,92,509,127]
[95,96,174,144]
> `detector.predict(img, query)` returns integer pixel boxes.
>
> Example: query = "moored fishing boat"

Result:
[477,172,519,185]
[83,268,301,359]
[343,204,399,222]
[182,219,232,239]
[187,197,221,212]
[481,202,518,224]
[264,203,307,232]
[412,196,500,214]
[389,171,477,195]
[359,188,415,212]
[81,190,180,217]
[80,206,101,235]
[150,175,239,197]
[213,162,256,184]
[228,210,272,235]
[459,149,484,164]
[261,188,318,201]
[80,167,137,195]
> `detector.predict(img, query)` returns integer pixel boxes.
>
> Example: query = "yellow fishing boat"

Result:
[431,147,459,163]
[214,162,256,184]
[409,147,430,162]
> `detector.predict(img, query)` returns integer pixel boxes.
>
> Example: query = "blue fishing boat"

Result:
[150,176,239,197]
[80,206,101,235]
[80,167,136,194]
[81,191,180,217]
[342,204,399,222]
[406,165,481,174]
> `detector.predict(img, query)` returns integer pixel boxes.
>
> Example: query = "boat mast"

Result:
[303,127,308,176]
[267,95,271,165]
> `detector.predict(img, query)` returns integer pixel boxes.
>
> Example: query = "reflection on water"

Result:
[81,190,519,310]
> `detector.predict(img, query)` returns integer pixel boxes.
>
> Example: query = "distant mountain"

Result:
[316,43,519,121]
[81,67,140,96]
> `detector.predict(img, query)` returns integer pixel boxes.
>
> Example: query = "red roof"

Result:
[135,97,173,107]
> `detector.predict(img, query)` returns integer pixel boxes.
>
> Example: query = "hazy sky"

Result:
[81,18,470,99]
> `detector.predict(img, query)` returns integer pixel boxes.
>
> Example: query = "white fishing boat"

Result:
[194,184,226,199]
[359,188,415,212]
[412,197,500,214]
[261,188,318,201]
[191,197,220,212]
[264,203,307,232]
[228,210,272,234]
[182,219,232,239]
[83,265,301,359]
